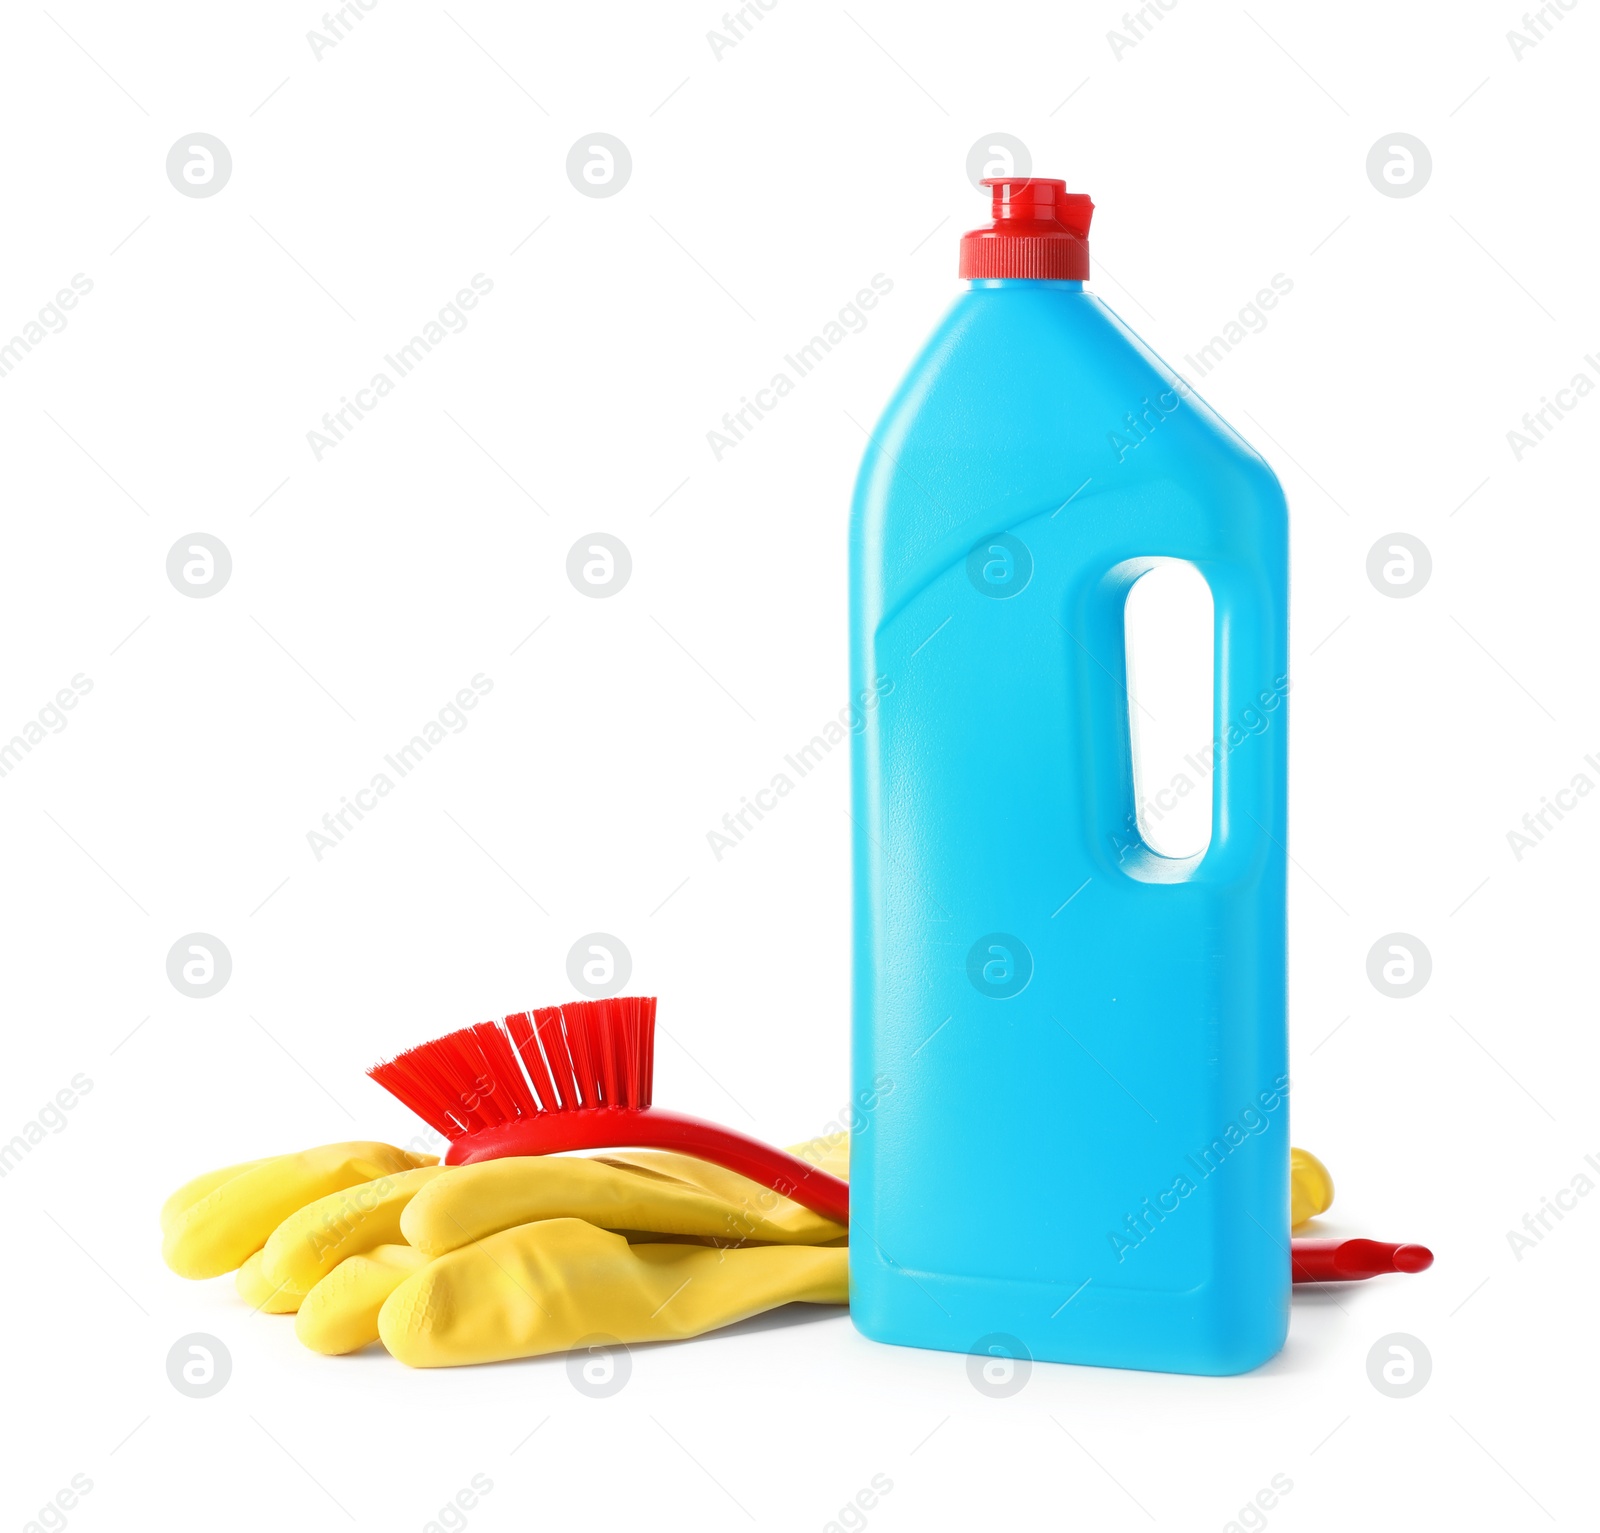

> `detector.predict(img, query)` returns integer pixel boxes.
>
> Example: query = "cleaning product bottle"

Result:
[848,176,1290,1375]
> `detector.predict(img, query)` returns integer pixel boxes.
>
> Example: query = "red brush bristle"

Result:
[641,997,656,1103]
[504,1011,558,1110]
[563,1001,601,1107]
[368,996,658,1139]
[533,1005,576,1108]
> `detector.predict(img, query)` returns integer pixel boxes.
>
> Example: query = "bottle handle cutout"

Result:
[1123,559,1214,860]
[1075,554,1283,886]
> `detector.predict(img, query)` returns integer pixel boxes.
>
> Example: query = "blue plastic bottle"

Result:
[848,177,1290,1375]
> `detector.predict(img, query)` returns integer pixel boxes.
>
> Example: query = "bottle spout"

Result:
[960,176,1094,280]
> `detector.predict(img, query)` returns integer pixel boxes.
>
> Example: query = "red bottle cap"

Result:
[959,177,1094,282]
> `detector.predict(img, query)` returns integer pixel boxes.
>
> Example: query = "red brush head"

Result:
[368,996,657,1142]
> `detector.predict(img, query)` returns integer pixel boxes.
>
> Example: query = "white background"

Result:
[3,2,1596,1529]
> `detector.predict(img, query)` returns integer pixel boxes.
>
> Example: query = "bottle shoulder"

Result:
[852,287,1283,529]
[850,288,1286,621]
[870,288,1280,480]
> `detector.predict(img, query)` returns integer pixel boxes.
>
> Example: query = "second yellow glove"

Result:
[379,1217,848,1367]
[161,1141,436,1280]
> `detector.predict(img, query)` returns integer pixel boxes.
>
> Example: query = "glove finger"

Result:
[160,1157,277,1236]
[380,1217,847,1367]
[236,1250,303,1313]
[594,1144,848,1244]
[297,1245,430,1355]
[1291,1147,1334,1228]
[403,1153,835,1258]
[259,1165,446,1297]
[162,1141,435,1279]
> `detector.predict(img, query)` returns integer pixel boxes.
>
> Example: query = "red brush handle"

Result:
[444,1108,851,1226]
[1292,1237,1433,1282]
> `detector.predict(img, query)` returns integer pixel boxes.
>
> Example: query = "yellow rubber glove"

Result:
[297,1245,430,1355]
[258,1164,445,1305]
[598,1134,849,1240]
[235,1250,301,1313]
[402,1139,846,1258]
[161,1158,272,1235]
[1291,1146,1334,1228]
[161,1142,436,1280]
[229,1164,446,1312]
[284,1136,846,1356]
[379,1217,848,1367]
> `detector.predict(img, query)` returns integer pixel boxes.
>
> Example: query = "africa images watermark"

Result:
[706,274,893,461]
[796,1076,895,1170]
[1106,372,1198,463]
[822,1474,894,1533]
[1,274,94,382]
[1110,673,1291,863]
[714,1076,892,1247]
[706,0,780,60]
[1,674,95,782]
[306,274,494,461]
[1223,1475,1295,1533]
[706,675,893,861]
[306,1174,395,1258]
[23,1474,94,1533]
[0,1072,94,1180]
[422,1474,494,1533]
[1180,273,1294,380]
[1505,1150,1600,1260]
[1505,351,1600,461]
[1507,0,1585,60]
[306,0,382,60]
[1106,0,1184,60]
[1102,276,1293,465]
[306,674,493,860]
[1504,749,1600,860]
[1109,1073,1290,1261]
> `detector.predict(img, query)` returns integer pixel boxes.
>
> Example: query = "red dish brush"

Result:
[368,996,850,1226]
[1291,1237,1433,1283]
